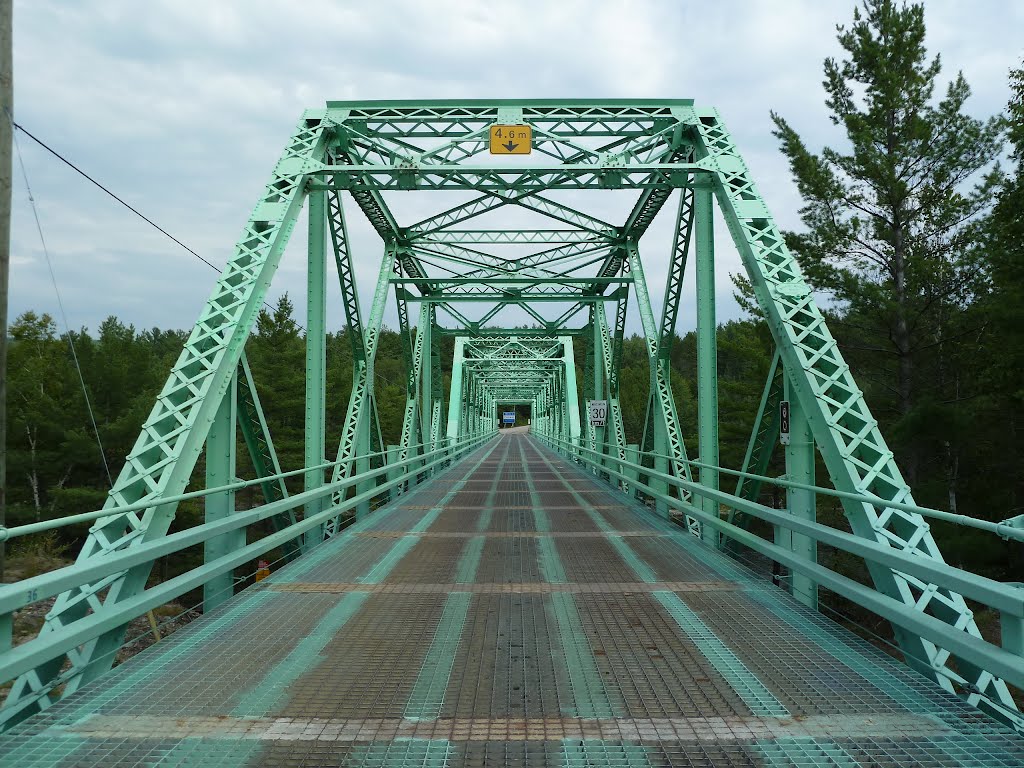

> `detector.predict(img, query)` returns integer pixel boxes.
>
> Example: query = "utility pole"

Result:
[0,0,12,582]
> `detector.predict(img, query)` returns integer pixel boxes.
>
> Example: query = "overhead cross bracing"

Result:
[0,99,1022,750]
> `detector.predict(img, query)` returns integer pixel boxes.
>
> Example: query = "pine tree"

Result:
[771,0,1002,487]
[978,63,1024,532]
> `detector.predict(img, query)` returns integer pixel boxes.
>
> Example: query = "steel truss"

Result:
[1,100,1016,728]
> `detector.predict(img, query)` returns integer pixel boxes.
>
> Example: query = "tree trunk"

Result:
[892,223,917,485]
[945,440,958,515]
[25,424,40,518]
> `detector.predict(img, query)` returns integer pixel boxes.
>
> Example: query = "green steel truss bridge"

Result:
[1,100,1023,767]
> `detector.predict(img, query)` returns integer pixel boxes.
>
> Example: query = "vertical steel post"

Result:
[304,189,327,546]
[562,336,581,446]
[420,311,433,468]
[652,411,670,518]
[470,384,476,436]
[446,338,466,445]
[624,444,640,489]
[203,373,239,612]
[784,374,817,609]
[582,317,595,454]
[386,444,401,491]
[591,314,605,472]
[430,312,443,452]
[695,186,719,544]
[354,410,371,519]
[1002,612,1024,658]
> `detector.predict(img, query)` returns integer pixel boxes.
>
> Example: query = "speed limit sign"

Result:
[588,400,608,427]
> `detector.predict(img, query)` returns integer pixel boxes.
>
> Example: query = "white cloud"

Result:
[9,0,1021,338]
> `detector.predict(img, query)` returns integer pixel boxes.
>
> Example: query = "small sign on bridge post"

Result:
[588,400,608,428]
[780,400,791,445]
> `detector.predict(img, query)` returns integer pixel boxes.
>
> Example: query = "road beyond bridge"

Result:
[2,433,1022,767]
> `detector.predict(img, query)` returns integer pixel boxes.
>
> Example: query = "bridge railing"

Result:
[0,431,495,712]
[535,433,1024,720]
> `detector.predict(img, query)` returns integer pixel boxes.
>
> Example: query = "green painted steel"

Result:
[549,592,617,719]
[781,373,818,610]
[653,590,788,718]
[694,186,719,544]
[203,369,240,612]
[454,537,485,584]
[753,738,861,768]
[560,741,651,768]
[1,98,1019,735]
[733,349,783,507]
[404,593,472,720]
[233,592,370,717]
[348,739,455,768]
[235,353,295,553]
[1,115,331,724]
[304,187,327,545]
[1,435,1022,766]
[0,434,491,730]
[539,434,1024,708]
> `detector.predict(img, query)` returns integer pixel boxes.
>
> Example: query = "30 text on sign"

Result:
[490,125,532,155]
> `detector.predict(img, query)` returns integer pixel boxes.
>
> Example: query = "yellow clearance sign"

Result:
[489,124,532,155]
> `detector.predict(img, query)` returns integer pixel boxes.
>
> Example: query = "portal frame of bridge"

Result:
[0,99,1019,730]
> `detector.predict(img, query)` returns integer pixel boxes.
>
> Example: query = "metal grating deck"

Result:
[2,432,1023,767]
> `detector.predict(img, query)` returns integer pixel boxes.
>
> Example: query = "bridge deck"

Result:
[2,433,1022,767]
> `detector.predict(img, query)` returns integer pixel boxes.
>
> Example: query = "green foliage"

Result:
[771,0,1007,521]
[7,530,72,579]
[972,61,1024,535]
[771,0,1002,465]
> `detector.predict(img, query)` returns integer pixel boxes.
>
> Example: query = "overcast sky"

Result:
[8,0,1024,338]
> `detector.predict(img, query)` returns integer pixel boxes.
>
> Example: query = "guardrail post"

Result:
[652,441,670,518]
[0,613,10,655]
[1002,610,1023,658]
[305,186,327,547]
[783,375,817,610]
[355,419,372,518]
[624,444,640,495]
[695,185,720,545]
[386,444,401,498]
[204,372,241,612]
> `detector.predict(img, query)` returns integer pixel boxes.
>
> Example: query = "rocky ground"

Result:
[4,552,199,668]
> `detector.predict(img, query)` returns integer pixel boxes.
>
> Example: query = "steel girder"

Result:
[236,353,297,559]
[1,114,332,726]
[324,243,391,532]
[3,99,1015,729]
[683,105,1017,718]
[591,301,628,487]
[734,350,784,508]
[627,237,697,525]
[446,335,578,447]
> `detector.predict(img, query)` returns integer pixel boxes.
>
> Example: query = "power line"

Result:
[11,120,113,488]
[11,120,305,329]
[11,121,221,272]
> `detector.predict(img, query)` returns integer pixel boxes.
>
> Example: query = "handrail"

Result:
[0,446,402,543]
[538,434,1024,614]
[534,433,1024,691]
[594,444,1024,544]
[0,432,494,625]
